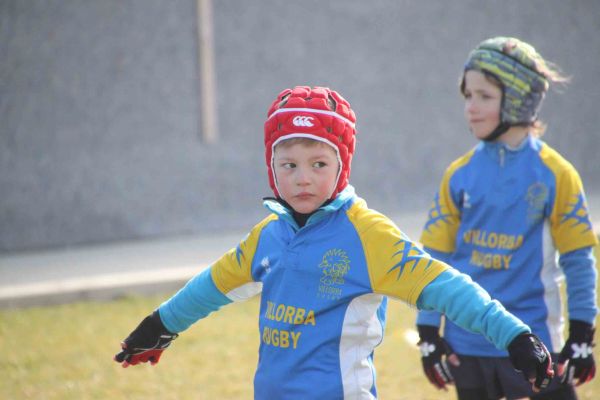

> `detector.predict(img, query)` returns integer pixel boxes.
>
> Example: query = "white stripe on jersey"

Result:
[339,293,385,399]
[541,220,565,352]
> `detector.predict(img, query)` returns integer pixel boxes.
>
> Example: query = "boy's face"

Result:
[463,69,503,139]
[273,140,340,214]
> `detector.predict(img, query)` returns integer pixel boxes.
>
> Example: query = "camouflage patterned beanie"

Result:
[463,37,550,126]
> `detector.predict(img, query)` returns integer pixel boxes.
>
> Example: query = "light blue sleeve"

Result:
[415,247,451,327]
[158,268,232,333]
[416,268,530,349]
[560,246,598,324]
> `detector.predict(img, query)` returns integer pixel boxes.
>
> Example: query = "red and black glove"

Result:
[417,325,460,391]
[558,320,596,386]
[114,310,178,368]
[507,333,554,392]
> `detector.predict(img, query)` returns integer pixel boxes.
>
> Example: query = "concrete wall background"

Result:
[1,1,599,252]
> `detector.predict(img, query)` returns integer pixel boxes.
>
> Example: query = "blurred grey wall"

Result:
[1,1,599,252]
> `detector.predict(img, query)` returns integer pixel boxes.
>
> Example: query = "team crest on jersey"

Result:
[560,193,593,233]
[317,248,350,300]
[525,182,548,225]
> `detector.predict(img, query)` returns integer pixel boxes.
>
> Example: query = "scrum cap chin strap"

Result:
[483,122,511,142]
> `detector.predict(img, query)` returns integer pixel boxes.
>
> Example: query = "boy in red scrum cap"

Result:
[115,86,554,399]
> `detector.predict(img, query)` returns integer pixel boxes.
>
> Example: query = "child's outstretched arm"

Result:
[113,268,231,367]
[417,268,554,392]
[113,216,271,367]
[114,310,179,367]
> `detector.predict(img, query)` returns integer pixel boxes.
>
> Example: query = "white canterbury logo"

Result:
[292,115,314,127]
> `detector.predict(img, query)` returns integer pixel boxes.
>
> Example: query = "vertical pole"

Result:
[197,0,218,143]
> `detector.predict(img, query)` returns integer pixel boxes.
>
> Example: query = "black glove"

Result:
[508,332,554,392]
[558,320,596,386]
[114,310,178,368]
[417,325,459,390]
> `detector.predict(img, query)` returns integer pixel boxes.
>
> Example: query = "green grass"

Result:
[1,244,599,399]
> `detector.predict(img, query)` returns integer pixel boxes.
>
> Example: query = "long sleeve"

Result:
[158,268,232,333]
[416,268,529,349]
[560,246,598,324]
[158,216,275,333]
[415,247,452,328]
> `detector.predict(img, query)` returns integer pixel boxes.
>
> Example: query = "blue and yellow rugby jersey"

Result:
[418,135,598,357]
[159,186,531,399]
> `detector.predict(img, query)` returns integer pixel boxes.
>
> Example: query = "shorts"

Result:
[448,355,576,400]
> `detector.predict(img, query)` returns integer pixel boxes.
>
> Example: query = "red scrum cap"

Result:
[264,86,356,199]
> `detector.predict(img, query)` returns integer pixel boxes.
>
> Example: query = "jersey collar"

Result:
[263,185,356,230]
[481,134,536,161]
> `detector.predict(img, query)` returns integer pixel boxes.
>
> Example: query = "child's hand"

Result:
[417,325,460,391]
[114,310,178,368]
[557,320,596,386]
[507,333,554,392]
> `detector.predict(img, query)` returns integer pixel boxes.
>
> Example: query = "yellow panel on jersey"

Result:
[540,144,599,253]
[346,201,449,305]
[420,149,475,252]
[211,214,278,294]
